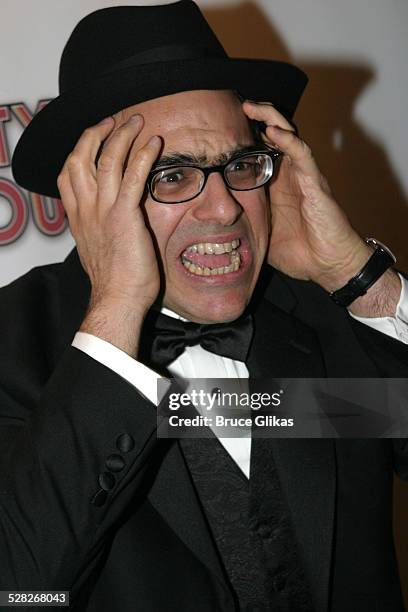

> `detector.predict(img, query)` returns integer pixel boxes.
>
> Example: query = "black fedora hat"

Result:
[12,0,308,198]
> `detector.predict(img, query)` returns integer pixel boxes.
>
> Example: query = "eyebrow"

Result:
[151,144,265,172]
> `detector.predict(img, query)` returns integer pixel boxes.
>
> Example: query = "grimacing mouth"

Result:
[180,238,241,276]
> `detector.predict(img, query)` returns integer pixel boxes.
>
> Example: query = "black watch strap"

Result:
[330,238,396,307]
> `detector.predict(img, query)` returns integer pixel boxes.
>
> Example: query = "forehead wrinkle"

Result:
[155,142,256,169]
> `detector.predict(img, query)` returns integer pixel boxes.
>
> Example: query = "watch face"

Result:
[366,238,397,263]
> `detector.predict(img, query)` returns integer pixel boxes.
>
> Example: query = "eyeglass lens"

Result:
[150,153,274,203]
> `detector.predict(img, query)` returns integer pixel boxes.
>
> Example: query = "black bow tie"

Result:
[142,311,254,368]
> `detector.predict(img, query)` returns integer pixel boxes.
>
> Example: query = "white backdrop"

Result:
[1,0,407,287]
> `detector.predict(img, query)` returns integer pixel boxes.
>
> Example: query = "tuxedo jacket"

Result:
[0,248,407,612]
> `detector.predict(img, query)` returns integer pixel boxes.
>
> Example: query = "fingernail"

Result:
[99,116,113,125]
[244,99,274,106]
[128,114,142,124]
[149,135,161,146]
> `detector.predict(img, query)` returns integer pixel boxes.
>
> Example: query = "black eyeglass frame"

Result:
[147,148,282,204]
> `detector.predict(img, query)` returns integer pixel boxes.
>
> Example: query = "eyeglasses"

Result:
[147,148,282,204]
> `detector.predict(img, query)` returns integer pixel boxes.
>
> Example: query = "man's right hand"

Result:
[57,114,162,357]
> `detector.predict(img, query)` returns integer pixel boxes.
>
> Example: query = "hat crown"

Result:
[12,0,307,198]
[59,0,227,93]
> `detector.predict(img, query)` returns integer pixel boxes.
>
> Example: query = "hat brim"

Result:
[12,57,307,198]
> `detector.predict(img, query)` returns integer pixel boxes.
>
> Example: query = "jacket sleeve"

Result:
[348,317,408,481]
[0,341,170,602]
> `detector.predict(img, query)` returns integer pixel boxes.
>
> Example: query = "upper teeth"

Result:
[186,239,240,255]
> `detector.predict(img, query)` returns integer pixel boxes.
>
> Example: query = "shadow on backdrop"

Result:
[204,1,408,272]
[204,1,408,604]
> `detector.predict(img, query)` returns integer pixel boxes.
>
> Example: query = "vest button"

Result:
[272,574,286,592]
[257,521,272,539]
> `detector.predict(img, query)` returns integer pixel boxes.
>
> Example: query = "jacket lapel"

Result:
[247,294,326,379]
[264,268,379,377]
[146,441,229,591]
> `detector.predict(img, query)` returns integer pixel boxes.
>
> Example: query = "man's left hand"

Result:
[242,101,401,317]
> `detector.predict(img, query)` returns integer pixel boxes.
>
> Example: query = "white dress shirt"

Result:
[72,273,408,479]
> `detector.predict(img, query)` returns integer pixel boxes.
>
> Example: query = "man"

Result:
[1,1,408,611]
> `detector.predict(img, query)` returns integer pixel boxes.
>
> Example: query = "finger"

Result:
[56,168,79,232]
[116,135,162,210]
[57,167,77,211]
[64,116,115,202]
[96,114,145,206]
[242,100,295,132]
[70,116,116,177]
[265,125,321,181]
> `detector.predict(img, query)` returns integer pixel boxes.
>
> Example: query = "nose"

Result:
[191,172,243,226]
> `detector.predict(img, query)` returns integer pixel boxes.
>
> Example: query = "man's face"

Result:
[116,90,270,323]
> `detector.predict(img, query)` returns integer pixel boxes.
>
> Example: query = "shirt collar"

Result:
[160,306,188,322]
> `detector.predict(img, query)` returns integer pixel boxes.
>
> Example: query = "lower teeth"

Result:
[182,250,241,276]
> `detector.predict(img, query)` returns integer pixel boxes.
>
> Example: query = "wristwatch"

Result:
[329,238,396,307]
